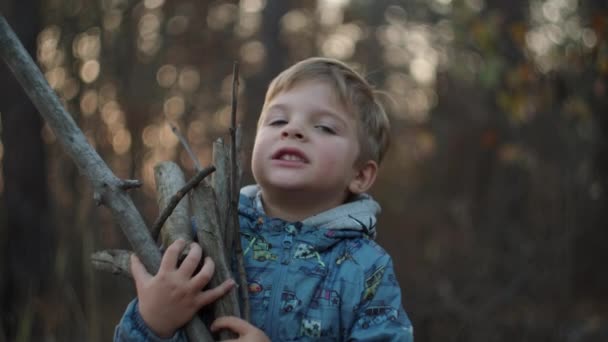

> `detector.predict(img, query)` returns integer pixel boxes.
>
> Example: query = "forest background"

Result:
[1,0,607,341]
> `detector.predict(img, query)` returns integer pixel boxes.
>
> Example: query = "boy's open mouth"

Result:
[272,148,309,163]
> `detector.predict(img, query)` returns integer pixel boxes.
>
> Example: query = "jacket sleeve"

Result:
[348,256,414,341]
[114,299,186,342]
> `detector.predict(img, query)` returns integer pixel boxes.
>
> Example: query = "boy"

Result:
[115,57,413,341]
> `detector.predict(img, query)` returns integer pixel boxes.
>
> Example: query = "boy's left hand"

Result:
[211,316,270,342]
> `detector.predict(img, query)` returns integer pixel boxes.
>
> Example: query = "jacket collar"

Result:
[239,185,379,240]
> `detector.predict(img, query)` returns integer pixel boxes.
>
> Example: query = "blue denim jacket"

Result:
[114,185,413,341]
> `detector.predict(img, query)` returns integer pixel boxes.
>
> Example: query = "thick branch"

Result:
[191,183,240,340]
[151,165,215,241]
[0,16,213,342]
[154,162,194,248]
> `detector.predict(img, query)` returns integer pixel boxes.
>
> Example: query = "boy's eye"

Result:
[315,125,336,134]
[269,119,287,126]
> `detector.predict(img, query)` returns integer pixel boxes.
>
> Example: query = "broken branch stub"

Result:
[91,249,132,278]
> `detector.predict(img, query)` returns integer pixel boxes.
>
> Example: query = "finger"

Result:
[159,239,185,273]
[195,278,235,308]
[178,243,202,277]
[190,256,215,288]
[130,254,151,287]
[210,316,251,335]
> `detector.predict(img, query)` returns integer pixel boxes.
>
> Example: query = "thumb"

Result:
[210,316,250,336]
[130,254,151,287]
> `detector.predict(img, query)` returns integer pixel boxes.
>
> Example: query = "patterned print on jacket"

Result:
[238,185,413,341]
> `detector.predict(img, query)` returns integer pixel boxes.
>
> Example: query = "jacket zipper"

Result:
[266,231,294,340]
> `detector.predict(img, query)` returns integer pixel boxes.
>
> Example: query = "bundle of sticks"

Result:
[0,16,248,341]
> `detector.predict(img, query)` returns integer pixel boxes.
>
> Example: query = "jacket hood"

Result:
[240,184,380,240]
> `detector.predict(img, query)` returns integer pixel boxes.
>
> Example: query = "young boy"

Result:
[115,57,413,341]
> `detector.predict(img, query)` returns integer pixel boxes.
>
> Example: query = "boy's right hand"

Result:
[131,239,235,338]
[211,316,270,342]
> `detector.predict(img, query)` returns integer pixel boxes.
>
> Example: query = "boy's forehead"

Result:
[262,81,354,119]
[266,80,351,114]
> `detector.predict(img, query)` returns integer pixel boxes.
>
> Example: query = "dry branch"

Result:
[229,63,249,320]
[0,16,213,342]
[151,165,216,241]
[191,183,240,340]
[154,162,194,248]
[91,250,132,278]
[212,139,230,245]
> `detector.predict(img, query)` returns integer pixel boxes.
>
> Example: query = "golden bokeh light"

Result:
[139,13,161,38]
[159,123,179,148]
[61,77,80,100]
[163,95,186,120]
[80,60,101,83]
[99,82,118,105]
[80,90,99,116]
[103,10,122,32]
[101,101,124,126]
[45,67,66,90]
[187,120,206,145]
[157,64,178,88]
[236,12,261,38]
[138,12,162,57]
[207,3,238,31]
[73,29,101,60]
[321,34,355,60]
[112,128,132,154]
[281,9,309,33]
[142,124,160,148]
[240,41,266,65]
[240,0,266,13]
[144,0,164,10]
[410,58,436,84]
[178,67,200,92]
[38,25,61,68]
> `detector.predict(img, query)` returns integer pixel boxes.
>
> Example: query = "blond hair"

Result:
[260,57,391,165]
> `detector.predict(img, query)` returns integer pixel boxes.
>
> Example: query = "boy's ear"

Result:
[348,160,378,195]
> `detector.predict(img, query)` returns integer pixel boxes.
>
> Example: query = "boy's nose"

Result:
[281,126,304,140]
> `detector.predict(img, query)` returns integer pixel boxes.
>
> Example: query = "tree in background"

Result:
[0,0,59,340]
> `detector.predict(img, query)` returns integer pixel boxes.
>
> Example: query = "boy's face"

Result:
[252,80,362,202]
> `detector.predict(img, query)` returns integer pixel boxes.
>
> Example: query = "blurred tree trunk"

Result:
[241,0,290,182]
[573,0,608,307]
[0,0,56,340]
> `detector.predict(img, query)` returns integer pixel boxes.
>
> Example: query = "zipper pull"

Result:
[281,234,293,264]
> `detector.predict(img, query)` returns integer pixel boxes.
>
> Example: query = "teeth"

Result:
[280,154,303,161]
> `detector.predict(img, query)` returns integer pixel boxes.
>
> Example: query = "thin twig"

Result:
[170,123,202,171]
[151,165,216,241]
